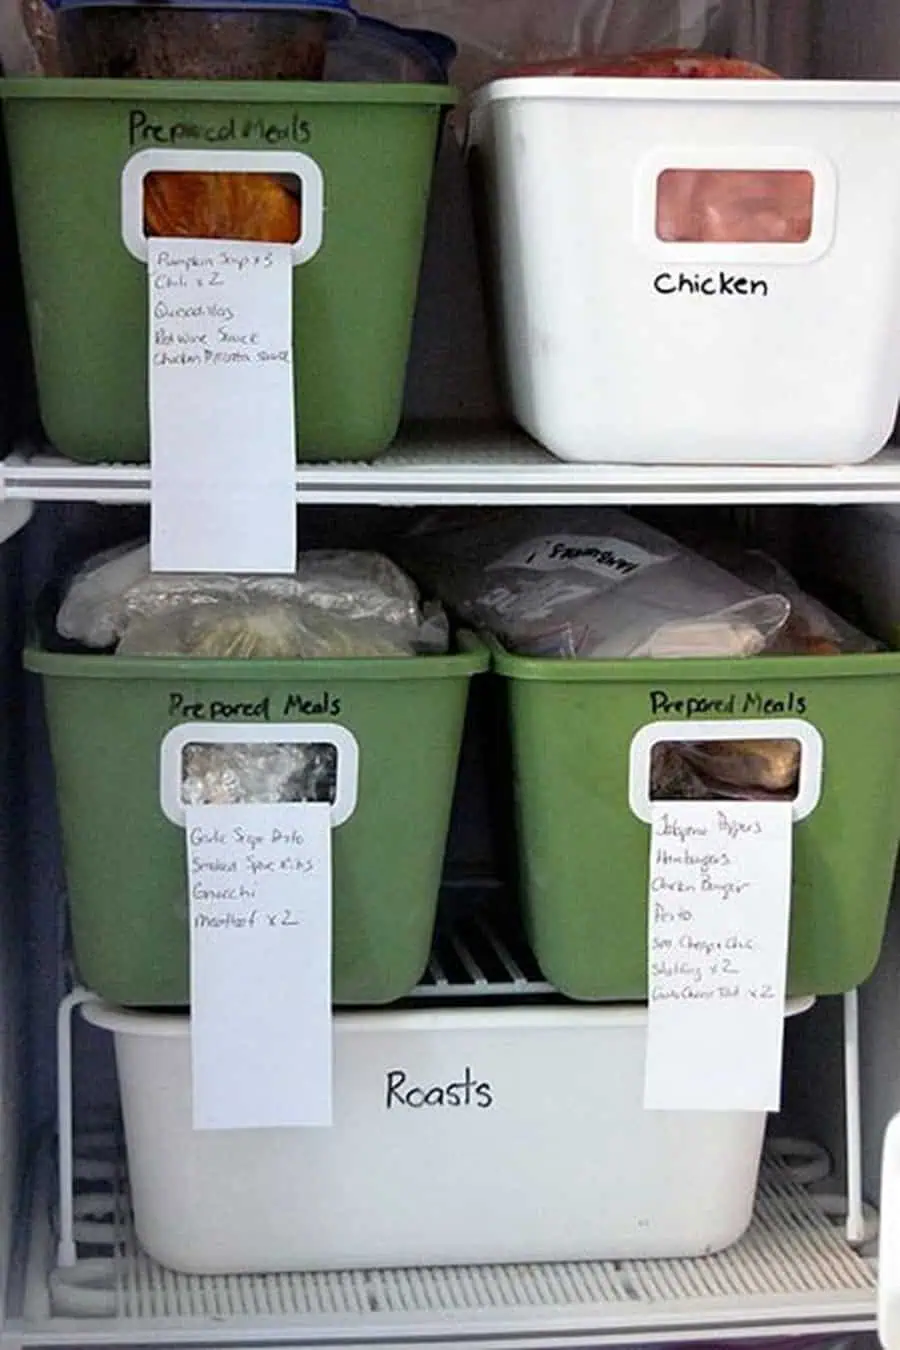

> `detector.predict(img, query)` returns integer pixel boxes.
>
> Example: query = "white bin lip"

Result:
[473,77,900,111]
[81,995,814,1039]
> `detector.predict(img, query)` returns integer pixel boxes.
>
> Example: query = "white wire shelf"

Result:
[417,907,554,1000]
[7,431,900,507]
[10,1132,878,1350]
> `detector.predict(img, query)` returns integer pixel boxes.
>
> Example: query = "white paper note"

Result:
[644,800,793,1113]
[187,801,332,1131]
[148,238,297,574]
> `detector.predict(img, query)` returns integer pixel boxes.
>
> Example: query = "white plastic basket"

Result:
[85,997,809,1275]
[469,78,900,466]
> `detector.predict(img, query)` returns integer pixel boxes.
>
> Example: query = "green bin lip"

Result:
[490,638,900,683]
[24,628,488,682]
[0,78,458,107]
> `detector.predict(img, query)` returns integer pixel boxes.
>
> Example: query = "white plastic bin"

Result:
[84,997,811,1275]
[469,79,900,465]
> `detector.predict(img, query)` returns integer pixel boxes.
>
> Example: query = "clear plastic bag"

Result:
[399,509,790,660]
[679,738,801,792]
[351,0,735,98]
[727,550,879,656]
[117,597,437,658]
[55,540,151,650]
[675,540,880,654]
[182,742,338,807]
[56,545,448,657]
[650,740,801,803]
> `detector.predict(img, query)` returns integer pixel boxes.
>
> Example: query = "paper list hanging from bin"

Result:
[148,238,297,574]
[644,799,793,1113]
[187,800,333,1130]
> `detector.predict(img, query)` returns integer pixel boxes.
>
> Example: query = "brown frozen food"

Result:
[144,172,301,245]
[504,50,779,79]
[680,739,801,793]
[650,741,800,803]
[56,6,327,79]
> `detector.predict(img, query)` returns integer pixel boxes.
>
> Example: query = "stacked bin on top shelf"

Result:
[468,67,900,465]
[0,0,455,463]
[5,0,481,1006]
[463,62,900,995]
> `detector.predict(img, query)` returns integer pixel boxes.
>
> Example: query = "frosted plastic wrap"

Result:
[56,541,151,650]
[117,599,435,659]
[56,545,448,656]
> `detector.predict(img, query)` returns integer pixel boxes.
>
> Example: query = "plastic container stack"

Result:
[0,0,455,462]
[6,0,900,1288]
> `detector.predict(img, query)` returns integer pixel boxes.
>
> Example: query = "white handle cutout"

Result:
[160,722,359,828]
[629,718,823,824]
[123,148,325,265]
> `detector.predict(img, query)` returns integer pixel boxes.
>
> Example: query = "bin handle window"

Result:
[629,718,823,824]
[160,721,359,828]
[635,147,837,265]
[122,148,325,266]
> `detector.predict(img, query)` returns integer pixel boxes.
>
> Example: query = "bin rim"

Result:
[0,77,458,106]
[472,76,900,112]
[82,993,816,1038]
[489,635,900,683]
[24,628,488,681]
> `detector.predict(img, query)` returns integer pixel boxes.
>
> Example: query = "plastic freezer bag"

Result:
[56,543,449,656]
[349,0,736,96]
[398,508,790,659]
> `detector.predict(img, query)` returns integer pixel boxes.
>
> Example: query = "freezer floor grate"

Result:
[12,1135,878,1349]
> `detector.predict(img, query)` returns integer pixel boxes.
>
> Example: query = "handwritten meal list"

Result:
[643,800,793,1112]
[187,801,332,1131]
[148,237,297,574]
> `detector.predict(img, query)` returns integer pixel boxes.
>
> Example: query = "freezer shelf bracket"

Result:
[39,967,881,1348]
[55,988,103,1271]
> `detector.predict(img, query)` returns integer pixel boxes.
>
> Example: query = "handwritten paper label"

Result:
[149,238,297,574]
[644,801,792,1113]
[187,801,332,1130]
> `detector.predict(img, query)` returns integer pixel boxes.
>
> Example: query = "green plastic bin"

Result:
[0,79,455,463]
[26,633,487,1006]
[494,646,900,1000]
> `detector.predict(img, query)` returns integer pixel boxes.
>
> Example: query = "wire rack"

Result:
[16,1133,875,1349]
